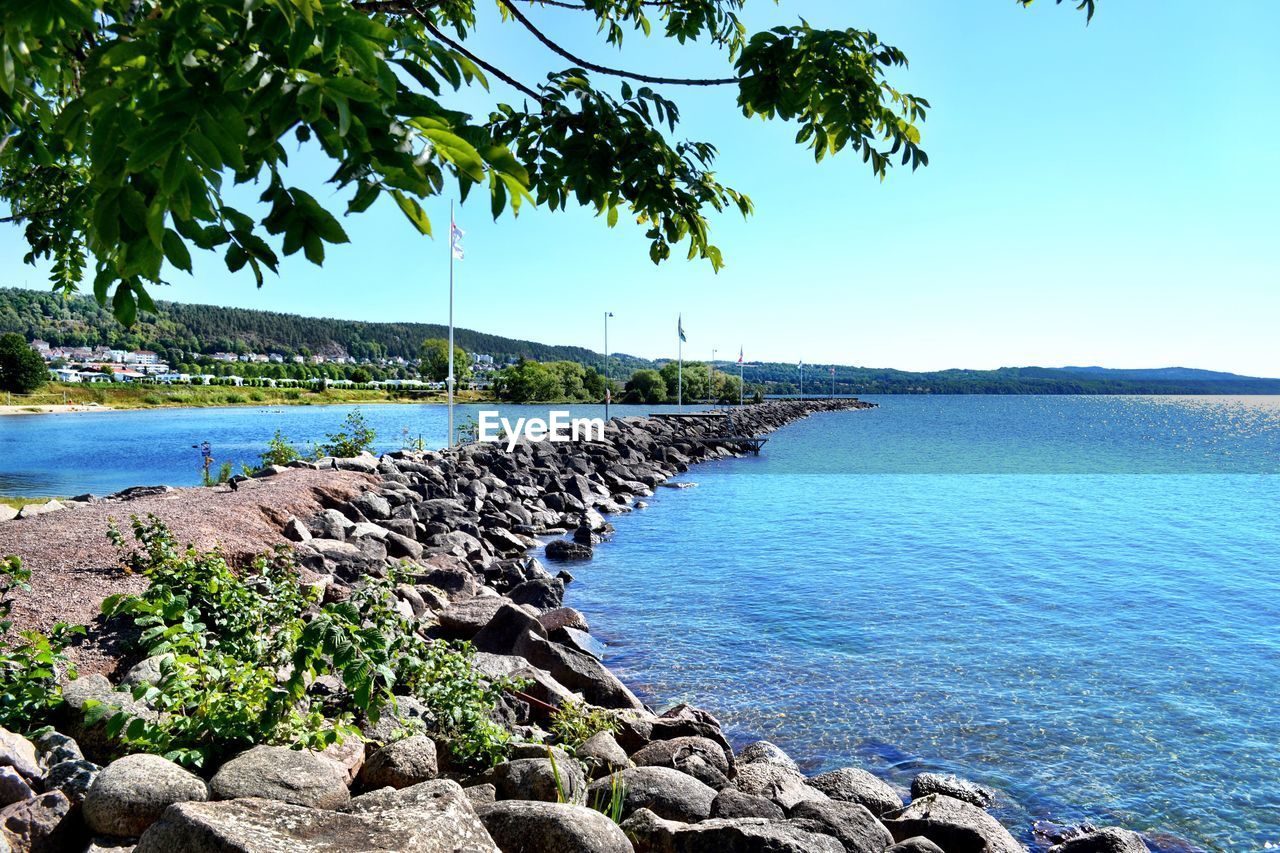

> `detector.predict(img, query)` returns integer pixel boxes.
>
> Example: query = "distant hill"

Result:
[3,286,1277,394]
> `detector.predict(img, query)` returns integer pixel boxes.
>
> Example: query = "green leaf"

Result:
[163,230,193,273]
[391,191,432,236]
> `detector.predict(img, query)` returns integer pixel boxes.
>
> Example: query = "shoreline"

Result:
[0,399,1166,852]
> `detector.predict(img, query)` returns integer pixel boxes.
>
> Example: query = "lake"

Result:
[2,395,1278,849]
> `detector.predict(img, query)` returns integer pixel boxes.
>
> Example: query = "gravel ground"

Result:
[0,468,371,676]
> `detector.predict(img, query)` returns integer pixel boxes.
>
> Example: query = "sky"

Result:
[2,1,1278,374]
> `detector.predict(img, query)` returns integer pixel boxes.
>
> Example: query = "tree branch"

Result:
[398,7,545,102]
[497,0,739,86]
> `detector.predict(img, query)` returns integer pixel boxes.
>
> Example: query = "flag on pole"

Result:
[450,216,465,260]
[678,315,687,343]
[737,346,743,364]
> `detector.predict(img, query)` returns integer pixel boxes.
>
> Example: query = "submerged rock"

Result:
[910,773,995,809]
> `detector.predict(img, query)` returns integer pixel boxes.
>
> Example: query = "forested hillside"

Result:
[4,286,1277,394]
[0,287,650,373]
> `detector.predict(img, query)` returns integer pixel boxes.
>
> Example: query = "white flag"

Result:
[451,216,465,260]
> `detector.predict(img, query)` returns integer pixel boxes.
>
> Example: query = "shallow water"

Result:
[3,395,1277,849]
[567,397,1280,851]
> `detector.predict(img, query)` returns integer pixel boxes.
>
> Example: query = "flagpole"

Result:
[739,349,744,407]
[447,200,455,448]
[800,361,804,400]
[677,315,683,408]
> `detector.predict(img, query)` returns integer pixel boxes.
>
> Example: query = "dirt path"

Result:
[0,468,371,676]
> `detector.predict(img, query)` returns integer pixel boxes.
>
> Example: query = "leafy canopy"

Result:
[0,332,49,393]
[1,0,1093,324]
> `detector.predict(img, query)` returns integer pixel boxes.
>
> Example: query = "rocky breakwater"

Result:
[0,400,1148,852]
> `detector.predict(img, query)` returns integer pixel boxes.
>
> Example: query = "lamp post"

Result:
[710,348,717,405]
[603,311,614,420]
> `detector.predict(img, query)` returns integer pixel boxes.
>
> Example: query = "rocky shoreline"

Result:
[0,400,1156,853]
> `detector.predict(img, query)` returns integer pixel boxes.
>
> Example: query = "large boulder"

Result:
[622,807,844,853]
[0,729,40,782]
[210,745,350,810]
[56,676,161,762]
[0,790,77,853]
[790,799,895,853]
[881,795,1023,853]
[809,768,904,816]
[710,788,785,820]
[437,597,511,640]
[83,754,209,837]
[733,762,825,811]
[358,735,438,790]
[42,760,99,805]
[587,767,715,823]
[910,773,994,809]
[736,741,797,772]
[508,578,565,612]
[488,757,586,805]
[1048,827,1149,853]
[520,636,644,711]
[545,540,593,562]
[478,801,632,853]
[137,779,498,852]
[887,838,945,853]
[0,767,35,808]
[576,731,631,779]
[630,736,732,788]
[470,604,547,656]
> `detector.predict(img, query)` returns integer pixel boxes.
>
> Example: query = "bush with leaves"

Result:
[259,429,302,468]
[550,698,618,750]
[0,555,84,731]
[96,516,517,770]
[319,408,377,458]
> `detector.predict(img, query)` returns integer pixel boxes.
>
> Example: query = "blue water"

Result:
[3,396,1278,849]
[0,403,658,496]
[565,397,1280,852]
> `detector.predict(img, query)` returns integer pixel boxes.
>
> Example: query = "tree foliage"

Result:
[420,337,471,383]
[0,332,48,393]
[1,0,1093,325]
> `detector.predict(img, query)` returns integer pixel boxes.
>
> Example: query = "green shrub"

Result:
[319,408,376,457]
[0,556,84,730]
[222,392,246,404]
[96,517,517,769]
[549,698,617,749]
[259,430,301,468]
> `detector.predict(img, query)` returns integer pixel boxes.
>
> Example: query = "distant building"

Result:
[31,339,50,354]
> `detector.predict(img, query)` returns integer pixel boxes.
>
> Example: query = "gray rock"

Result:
[464,783,496,809]
[810,767,904,816]
[0,505,17,522]
[1049,827,1149,853]
[0,790,76,853]
[631,736,732,788]
[0,728,40,781]
[283,516,311,542]
[312,508,355,540]
[83,753,209,837]
[545,540,593,562]
[882,794,1023,853]
[210,745,350,809]
[520,635,644,711]
[888,838,946,853]
[437,596,510,640]
[335,453,379,474]
[538,607,590,633]
[360,695,433,745]
[56,676,161,763]
[790,799,895,853]
[386,532,424,560]
[588,766,715,823]
[358,735,438,790]
[352,491,392,521]
[622,807,844,853]
[508,578,565,612]
[488,757,586,805]
[737,740,798,772]
[911,773,995,809]
[710,788,785,820]
[0,767,34,809]
[479,801,632,853]
[120,654,173,688]
[43,759,100,804]
[471,604,547,656]
[137,779,498,852]
[576,731,631,779]
[33,730,83,767]
[733,762,826,811]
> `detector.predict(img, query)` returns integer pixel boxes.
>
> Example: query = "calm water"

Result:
[3,396,1278,849]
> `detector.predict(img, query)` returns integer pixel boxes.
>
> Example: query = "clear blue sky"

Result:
[3,1,1278,374]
